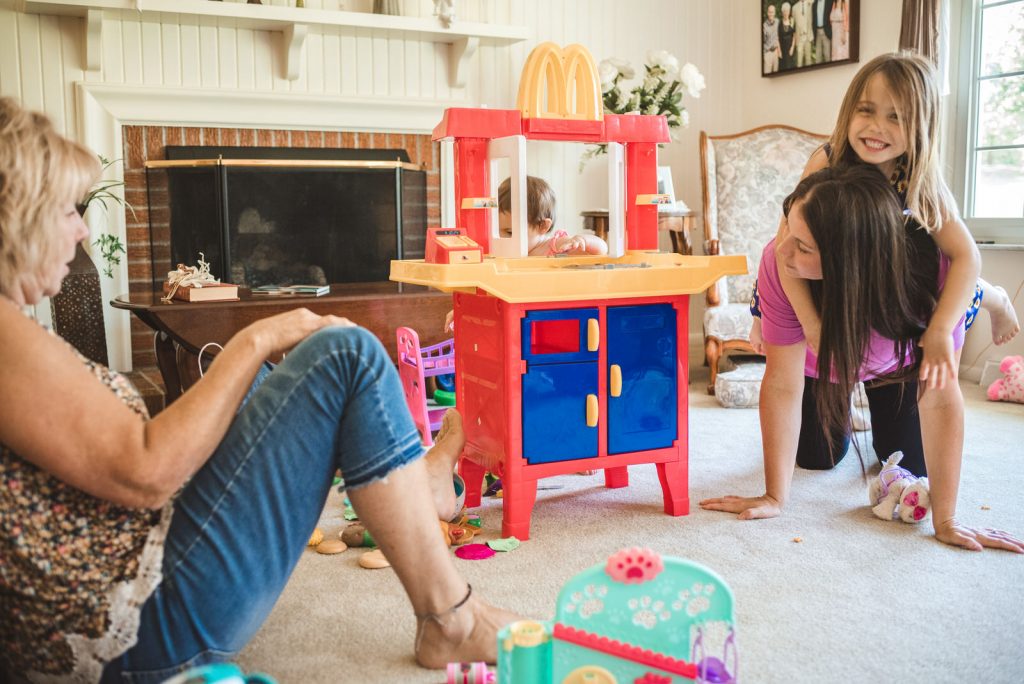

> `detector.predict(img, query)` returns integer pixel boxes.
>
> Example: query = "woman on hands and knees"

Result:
[701,165,1022,554]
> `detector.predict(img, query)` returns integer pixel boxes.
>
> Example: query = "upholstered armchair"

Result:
[699,125,827,394]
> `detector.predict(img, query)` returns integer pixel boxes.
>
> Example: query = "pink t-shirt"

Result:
[757,238,966,380]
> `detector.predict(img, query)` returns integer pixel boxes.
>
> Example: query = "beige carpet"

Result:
[238,377,1024,683]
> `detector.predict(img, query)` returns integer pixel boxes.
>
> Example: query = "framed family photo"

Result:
[761,0,859,77]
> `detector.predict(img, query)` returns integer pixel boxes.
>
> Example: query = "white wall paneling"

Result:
[9,0,918,372]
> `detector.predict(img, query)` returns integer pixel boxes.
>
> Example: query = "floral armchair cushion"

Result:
[704,127,827,306]
[703,302,753,343]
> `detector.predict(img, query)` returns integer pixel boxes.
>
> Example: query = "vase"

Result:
[50,242,109,365]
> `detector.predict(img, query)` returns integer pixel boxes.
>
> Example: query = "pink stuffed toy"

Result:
[986,355,1024,404]
[868,451,930,523]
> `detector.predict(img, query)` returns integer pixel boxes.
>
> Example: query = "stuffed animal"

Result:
[986,355,1024,405]
[868,451,930,523]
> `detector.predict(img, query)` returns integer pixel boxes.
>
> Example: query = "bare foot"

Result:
[989,286,1020,345]
[414,594,522,669]
[424,410,466,521]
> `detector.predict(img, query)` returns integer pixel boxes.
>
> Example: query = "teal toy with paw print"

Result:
[160,663,276,684]
[498,547,738,683]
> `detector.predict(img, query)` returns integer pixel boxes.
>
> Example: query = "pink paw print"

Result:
[606,547,664,585]
[901,491,927,521]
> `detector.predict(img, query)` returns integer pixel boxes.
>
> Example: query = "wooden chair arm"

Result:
[704,239,722,307]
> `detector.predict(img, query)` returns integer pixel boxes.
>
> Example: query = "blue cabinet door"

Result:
[607,304,678,454]
[521,308,600,366]
[522,361,599,464]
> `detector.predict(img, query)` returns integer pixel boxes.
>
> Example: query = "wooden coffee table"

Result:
[112,282,453,403]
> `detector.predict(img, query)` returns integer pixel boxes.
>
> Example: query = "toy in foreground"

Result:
[498,547,738,683]
[868,452,931,523]
[986,355,1024,405]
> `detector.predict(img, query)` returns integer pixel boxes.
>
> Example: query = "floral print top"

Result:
[0,328,172,682]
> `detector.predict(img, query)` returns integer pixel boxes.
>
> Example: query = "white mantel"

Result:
[18,0,529,84]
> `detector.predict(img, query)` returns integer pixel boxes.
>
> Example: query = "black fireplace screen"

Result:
[146,146,427,289]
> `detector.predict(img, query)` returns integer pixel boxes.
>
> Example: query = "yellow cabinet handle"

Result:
[610,364,622,397]
[587,318,600,352]
[586,394,599,427]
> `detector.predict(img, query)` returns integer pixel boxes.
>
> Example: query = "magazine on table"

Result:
[251,284,331,297]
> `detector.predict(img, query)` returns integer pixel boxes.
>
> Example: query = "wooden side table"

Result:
[112,282,452,404]
[658,209,697,256]
[582,209,697,256]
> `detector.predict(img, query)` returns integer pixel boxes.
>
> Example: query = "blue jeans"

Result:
[101,326,424,683]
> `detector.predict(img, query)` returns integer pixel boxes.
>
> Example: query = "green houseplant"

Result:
[80,155,133,278]
[51,155,134,365]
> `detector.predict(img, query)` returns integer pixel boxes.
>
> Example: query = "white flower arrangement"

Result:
[582,50,706,169]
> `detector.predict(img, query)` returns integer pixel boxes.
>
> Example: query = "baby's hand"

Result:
[553,234,588,255]
[444,309,455,334]
[918,325,955,391]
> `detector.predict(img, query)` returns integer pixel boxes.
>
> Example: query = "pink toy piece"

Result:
[634,673,673,684]
[396,326,456,446]
[605,547,664,584]
[454,543,495,560]
[552,624,698,680]
[446,661,494,684]
[987,355,1024,404]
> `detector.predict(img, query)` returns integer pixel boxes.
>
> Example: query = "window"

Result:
[955,0,1024,241]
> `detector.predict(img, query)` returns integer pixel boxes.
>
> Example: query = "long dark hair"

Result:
[782,165,939,446]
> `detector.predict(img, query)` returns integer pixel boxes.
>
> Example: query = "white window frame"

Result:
[950,0,1024,244]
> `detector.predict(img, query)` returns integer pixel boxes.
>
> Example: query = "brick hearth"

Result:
[121,125,441,409]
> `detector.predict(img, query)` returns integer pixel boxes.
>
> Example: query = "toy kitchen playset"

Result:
[390,43,745,541]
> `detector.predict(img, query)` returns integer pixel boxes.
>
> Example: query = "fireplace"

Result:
[145,146,427,290]
[122,125,441,370]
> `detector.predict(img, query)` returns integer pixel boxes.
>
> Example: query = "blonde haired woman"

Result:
[0,97,516,681]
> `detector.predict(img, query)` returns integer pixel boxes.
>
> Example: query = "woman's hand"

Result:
[699,494,783,520]
[918,324,956,391]
[240,308,355,358]
[934,518,1024,553]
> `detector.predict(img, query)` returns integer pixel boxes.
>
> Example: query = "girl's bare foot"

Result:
[989,286,1020,345]
[424,410,466,521]
[414,593,521,669]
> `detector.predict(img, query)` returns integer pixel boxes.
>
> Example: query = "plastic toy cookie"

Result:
[358,548,391,569]
[314,539,347,555]
[561,666,616,684]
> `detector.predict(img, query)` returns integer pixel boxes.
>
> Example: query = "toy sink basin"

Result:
[389,252,747,303]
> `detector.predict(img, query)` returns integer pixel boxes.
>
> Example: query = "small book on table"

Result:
[162,282,240,302]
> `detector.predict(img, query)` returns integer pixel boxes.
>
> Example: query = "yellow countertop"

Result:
[390,252,747,303]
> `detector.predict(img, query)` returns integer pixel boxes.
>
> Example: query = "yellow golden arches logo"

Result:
[516,43,602,121]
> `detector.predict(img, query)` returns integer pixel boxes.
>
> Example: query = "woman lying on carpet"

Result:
[0,96,518,681]
[700,165,1023,554]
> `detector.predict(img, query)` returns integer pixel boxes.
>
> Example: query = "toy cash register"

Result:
[425,227,483,265]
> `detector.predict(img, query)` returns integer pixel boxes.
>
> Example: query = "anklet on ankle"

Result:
[415,584,472,655]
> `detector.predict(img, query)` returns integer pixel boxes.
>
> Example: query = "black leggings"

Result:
[797,377,926,477]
